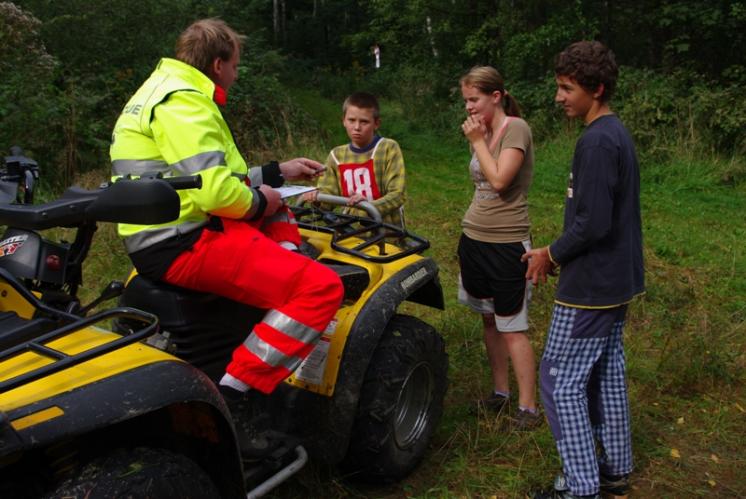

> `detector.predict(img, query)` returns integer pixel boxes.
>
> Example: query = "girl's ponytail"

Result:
[502,92,522,118]
[460,65,521,117]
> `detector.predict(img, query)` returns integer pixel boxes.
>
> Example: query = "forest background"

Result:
[1,1,745,497]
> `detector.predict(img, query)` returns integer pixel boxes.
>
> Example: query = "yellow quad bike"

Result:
[0,151,447,498]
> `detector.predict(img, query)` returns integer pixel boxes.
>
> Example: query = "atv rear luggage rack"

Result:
[292,203,429,263]
[0,269,159,394]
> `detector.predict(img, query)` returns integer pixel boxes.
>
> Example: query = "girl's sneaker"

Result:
[473,392,509,414]
[510,408,543,430]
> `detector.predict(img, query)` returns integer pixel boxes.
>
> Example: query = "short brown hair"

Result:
[175,18,245,76]
[459,66,522,117]
[343,92,380,119]
[555,41,618,102]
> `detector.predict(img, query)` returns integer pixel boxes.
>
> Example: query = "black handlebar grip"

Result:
[164,174,202,190]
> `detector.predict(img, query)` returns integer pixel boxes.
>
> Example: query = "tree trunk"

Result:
[425,16,438,58]
[273,0,279,44]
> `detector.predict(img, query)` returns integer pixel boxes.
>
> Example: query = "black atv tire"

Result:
[47,446,220,499]
[341,314,448,483]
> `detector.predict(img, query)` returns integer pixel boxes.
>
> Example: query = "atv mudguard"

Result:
[2,360,228,449]
[1,359,244,498]
[274,256,443,464]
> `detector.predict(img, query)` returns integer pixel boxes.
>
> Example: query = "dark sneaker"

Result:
[473,392,509,415]
[527,489,600,499]
[510,408,543,430]
[547,472,628,499]
[600,473,630,498]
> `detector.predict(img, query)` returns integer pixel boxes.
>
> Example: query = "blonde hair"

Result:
[175,18,246,76]
[460,65,522,117]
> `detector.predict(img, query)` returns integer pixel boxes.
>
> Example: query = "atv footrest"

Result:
[244,444,308,499]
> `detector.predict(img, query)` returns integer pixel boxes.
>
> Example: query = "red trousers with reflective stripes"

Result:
[259,206,302,247]
[163,218,343,393]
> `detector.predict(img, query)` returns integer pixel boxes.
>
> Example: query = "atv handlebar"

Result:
[307,193,383,223]
[0,175,201,230]
[1,146,39,204]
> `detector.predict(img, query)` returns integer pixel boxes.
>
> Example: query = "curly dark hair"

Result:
[555,41,618,102]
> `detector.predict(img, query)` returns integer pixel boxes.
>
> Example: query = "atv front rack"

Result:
[292,202,429,263]
[0,269,159,393]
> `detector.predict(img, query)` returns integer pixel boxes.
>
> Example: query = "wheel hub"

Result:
[393,361,434,449]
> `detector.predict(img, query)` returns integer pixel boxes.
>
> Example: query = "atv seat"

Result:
[117,276,259,375]
[123,261,370,327]
[118,262,369,375]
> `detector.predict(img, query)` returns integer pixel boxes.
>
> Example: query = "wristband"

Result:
[261,160,283,187]
[247,187,267,221]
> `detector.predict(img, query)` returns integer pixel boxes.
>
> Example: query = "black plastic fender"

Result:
[2,360,244,498]
[312,256,444,464]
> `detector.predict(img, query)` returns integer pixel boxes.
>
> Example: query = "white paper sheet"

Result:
[275,185,317,199]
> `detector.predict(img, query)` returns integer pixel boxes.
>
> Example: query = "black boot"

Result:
[221,388,275,459]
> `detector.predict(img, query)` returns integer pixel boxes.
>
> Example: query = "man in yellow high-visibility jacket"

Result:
[110,18,343,456]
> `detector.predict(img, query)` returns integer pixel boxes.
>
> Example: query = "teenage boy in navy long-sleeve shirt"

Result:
[524,41,644,499]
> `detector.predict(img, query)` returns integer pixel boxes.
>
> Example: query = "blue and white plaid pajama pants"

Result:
[540,304,633,496]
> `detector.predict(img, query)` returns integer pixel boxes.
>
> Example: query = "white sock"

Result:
[279,241,298,251]
[219,373,251,392]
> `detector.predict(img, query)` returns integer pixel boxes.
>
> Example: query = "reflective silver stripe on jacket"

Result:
[171,151,226,175]
[248,166,263,186]
[113,151,229,177]
[123,220,208,253]
[112,159,169,176]
[243,193,261,220]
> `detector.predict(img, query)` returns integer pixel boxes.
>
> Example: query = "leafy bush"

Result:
[614,68,688,159]
[692,82,746,155]
[509,74,564,142]
[0,2,62,175]
[3,1,329,185]
[614,67,746,182]
[226,43,325,162]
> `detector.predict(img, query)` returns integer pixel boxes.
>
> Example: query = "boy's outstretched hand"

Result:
[300,190,318,203]
[346,192,366,205]
[521,246,557,285]
[280,158,326,180]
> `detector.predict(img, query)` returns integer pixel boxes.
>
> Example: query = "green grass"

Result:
[69,89,745,497]
[273,89,746,498]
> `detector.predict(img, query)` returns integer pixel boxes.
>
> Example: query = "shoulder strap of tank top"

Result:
[488,117,513,153]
